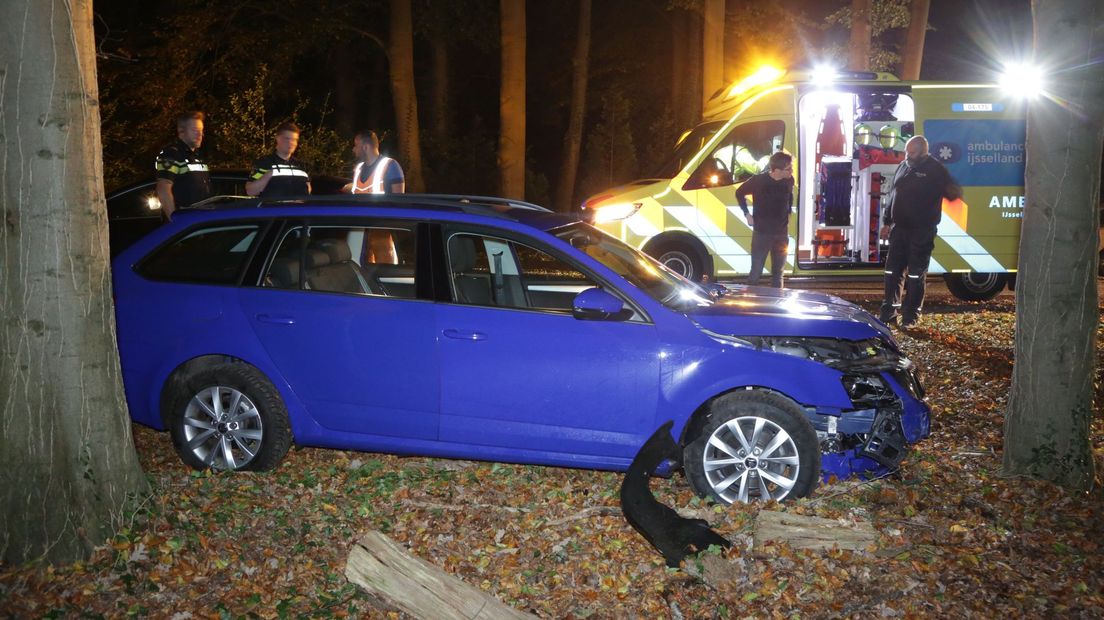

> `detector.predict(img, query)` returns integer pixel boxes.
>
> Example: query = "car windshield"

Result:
[552,223,714,310]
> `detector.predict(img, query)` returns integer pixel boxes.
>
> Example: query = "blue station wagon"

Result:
[112,194,930,504]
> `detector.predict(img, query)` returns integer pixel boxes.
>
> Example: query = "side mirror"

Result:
[572,287,631,321]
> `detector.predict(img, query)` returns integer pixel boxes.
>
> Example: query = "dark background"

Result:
[93,0,1033,208]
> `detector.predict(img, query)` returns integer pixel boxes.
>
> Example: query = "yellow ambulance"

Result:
[583,67,1029,301]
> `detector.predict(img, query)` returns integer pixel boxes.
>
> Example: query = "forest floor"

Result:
[2,293,1103,619]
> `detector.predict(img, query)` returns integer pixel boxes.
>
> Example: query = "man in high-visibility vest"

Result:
[342,130,405,194]
[343,130,405,263]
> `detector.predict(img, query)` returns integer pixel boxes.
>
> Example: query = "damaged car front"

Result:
[689,288,931,490]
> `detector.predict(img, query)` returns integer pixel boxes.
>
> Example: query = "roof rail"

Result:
[186,193,556,219]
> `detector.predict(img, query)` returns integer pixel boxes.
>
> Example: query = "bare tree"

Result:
[702,0,724,111]
[900,0,929,80]
[0,0,148,564]
[554,0,591,212]
[390,0,426,192]
[848,0,872,71]
[498,0,526,198]
[1003,0,1103,491]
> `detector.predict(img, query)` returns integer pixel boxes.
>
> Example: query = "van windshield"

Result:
[653,121,727,178]
[553,223,714,310]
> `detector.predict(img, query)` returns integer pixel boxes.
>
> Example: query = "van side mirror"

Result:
[572,288,631,321]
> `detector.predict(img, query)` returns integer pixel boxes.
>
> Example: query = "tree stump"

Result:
[345,531,535,619]
[753,510,878,552]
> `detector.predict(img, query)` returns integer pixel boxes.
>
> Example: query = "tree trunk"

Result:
[0,0,148,564]
[1003,0,1103,492]
[702,0,725,112]
[900,0,930,80]
[431,38,450,142]
[389,0,426,192]
[554,0,591,212]
[848,0,872,71]
[498,0,526,199]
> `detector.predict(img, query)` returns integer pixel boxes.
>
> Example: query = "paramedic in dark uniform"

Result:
[245,122,311,198]
[342,130,405,262]
[878,135,962,328]
[736,151,794,288]
[155,111,212,222]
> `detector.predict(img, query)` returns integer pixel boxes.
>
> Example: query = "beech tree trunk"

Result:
[389,0,426,192]
[554,0,591,212]
[702,0,725,111]
[848,0,872,71]
[498,0,526,199]
[431,38,450,142]
[0,0,148,564]
[900,0,929,80]
[1003,0,1103,491]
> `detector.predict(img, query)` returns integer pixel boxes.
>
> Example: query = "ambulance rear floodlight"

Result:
[728,66,785,99]
[593,202,642,224]
[811,65,837,85]
[999,62,1043,97]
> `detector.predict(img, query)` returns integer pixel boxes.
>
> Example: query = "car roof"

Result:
[180,193,581,231]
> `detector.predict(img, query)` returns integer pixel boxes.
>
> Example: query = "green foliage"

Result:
[822,0,913,72]
[577,89,640,201]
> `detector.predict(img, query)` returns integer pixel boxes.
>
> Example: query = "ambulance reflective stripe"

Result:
[935,217,1003,272]
[351,157,394,194]
[625,210,662,239]
[664,205,754,273]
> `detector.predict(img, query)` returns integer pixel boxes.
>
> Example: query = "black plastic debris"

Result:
[620,421,731,568]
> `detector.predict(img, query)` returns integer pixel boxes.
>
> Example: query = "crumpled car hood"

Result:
[686,284,894,341]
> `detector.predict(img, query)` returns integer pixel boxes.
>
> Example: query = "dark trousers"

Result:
[749,232,789,288]
[880,225,937,323]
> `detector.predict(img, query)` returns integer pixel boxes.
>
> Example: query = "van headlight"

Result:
[593,202,642,224]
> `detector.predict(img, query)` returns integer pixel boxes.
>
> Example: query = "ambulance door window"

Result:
[683,120,785,191]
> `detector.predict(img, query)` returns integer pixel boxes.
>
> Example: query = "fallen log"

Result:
[753,510,878,552]
[345,531,535,619]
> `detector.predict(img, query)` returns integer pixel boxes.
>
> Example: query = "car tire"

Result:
[651,240,708,282]
[684,391,820,504]
[943,272,1007,301]
[167,364,292,472]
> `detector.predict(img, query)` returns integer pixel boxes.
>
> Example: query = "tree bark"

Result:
[554,0,591,212]
[900,0,929,80]
[702,0,725,112]
[848,0,872,71]
[0,0,148,564]
[430,38,450,143]
[498,0,526,199]
[389,0,426,192]
[1003,0,1103,492]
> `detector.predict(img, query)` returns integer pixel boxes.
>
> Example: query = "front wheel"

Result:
[684,391,820,504]
[649,240,710,282]
[943,272,1007,301]
[167,364,292,471]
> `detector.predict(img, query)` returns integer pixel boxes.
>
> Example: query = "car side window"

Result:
[263,223,417,298]
[137,224,261,284]
[447,233,597,311]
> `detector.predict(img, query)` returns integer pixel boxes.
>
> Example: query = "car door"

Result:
[436,227,661,460]
[238,220,439,440]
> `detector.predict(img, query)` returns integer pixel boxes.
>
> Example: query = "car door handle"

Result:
[443,329,487,341]
[255,314,296,325]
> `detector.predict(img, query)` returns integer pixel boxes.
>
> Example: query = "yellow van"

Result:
[584,68,1028,301]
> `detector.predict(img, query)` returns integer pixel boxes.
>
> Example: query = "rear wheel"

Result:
[167,364,292,471]
[684,391,820,504]
[943,272,1007,301]
[649,239,710,282]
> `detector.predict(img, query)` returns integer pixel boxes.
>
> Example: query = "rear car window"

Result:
[137,224,261,284]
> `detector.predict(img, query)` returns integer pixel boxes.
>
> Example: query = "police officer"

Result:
[879,135,962,327]
[155,111,212,222]
[245,122,311,198]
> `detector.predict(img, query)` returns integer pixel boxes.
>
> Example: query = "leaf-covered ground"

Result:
[3,293,1103,619]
